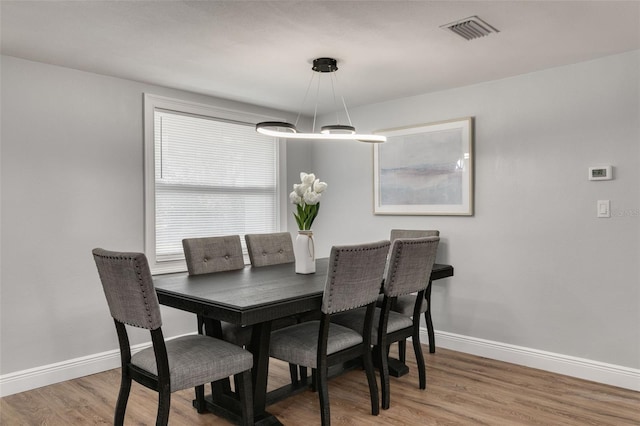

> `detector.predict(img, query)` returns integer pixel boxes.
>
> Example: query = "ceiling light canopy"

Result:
[256,58,386,143]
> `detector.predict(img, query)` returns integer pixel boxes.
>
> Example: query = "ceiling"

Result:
[2,1,639,116]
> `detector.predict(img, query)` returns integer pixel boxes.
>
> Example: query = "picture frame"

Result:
[373,117,474,215]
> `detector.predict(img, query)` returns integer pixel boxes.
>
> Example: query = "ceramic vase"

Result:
[294,230,316,274]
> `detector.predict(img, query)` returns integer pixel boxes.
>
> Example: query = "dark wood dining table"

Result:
[153,258,453,425]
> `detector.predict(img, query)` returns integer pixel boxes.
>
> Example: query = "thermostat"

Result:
[588,166,613,181]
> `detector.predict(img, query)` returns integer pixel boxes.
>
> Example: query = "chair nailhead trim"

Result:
[94,252,156,328]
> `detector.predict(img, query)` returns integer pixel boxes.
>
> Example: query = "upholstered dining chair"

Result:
[244,231,309,382]
[182,234,245,275]
[389,229,440,356]
[182,235,252,346]
[269,240,391,426]
[244,232,295,267]
[389,229,440,240]
[92,248,254,426]
[333,236,439,410]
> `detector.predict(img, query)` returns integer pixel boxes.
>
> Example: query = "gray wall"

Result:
[0,55,301,375]
[308,50,639,368]
[1,50,638,387]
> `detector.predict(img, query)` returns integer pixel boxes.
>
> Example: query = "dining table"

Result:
[153,257,454,425]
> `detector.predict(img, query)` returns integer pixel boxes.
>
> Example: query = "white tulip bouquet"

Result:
[289,172,328,230]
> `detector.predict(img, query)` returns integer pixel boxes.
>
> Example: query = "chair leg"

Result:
[412,332,427,389]
[234,375,243,396]
[424,310,436,353]
[289,364,310,385]
[289,363,299,384]
[194,385,206,413]
[114,375,131,426]
[197,315,205,334]
[424,282,436,354]
[379,344,390,410]
[156,386,171,426]
[364,347,381,415]
[236,371,254,426]
[311,368,317,392]
[398,339,407,363]
[317,366,330,426]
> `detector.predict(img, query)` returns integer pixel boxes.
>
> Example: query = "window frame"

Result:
[143,93,287,274]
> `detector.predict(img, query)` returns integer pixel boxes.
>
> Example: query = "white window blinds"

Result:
[154,109,277,262]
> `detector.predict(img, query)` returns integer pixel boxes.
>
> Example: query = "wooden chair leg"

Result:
[317,365,330,426]
[412,333,427,389]
[156,387,171,426]
[398,339,407,363]
[424,310,436,353]
[311,368,317,392]
[234,375,243,396]
[379,344,390,410]
[236,371,254,426]
[289,363,299,384]
[424,281,436,354]
[365,346,381,414]
[194,385,206,413]
[197,315,205,334]
[114,375,131,426]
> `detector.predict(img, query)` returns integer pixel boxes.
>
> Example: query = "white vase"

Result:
[294,230,316,274]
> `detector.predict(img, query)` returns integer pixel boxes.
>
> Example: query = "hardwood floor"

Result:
[2,347,638,425]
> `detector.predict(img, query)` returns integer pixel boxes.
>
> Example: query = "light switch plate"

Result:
[597,200,610,218]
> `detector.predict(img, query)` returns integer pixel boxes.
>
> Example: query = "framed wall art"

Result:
[373,117,474,215]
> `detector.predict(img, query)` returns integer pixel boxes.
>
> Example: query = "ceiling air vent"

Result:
[442,16,499,41]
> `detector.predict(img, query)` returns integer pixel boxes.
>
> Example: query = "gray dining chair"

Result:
[269,240,391,426]
[244,231,307,382]
[242,233,302,333]
[182,235,252,346]
[389,229,440,356]
[92,248,254,426]
[244,232,295,267]
[182,235,253,405]
[182,234,245,275]
[333,236,439,410]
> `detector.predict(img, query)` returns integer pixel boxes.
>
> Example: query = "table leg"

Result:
[193,318,281,425]
[389,280,437,377]
[249,321,283,425]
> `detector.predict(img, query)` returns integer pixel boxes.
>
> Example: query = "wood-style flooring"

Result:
[1,347,638,425]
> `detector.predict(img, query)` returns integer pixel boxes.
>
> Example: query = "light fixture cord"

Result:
[294,60,355,132]
[341,96,354,127]
[332,72,354,127]
[312,73,321,132]
[294,71,317,128]
[330,71,339,124]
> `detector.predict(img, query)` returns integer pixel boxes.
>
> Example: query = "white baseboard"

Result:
[0,341,153,397]
[2,331,638,397]
[1,348,122,397]
[423,329,640,392]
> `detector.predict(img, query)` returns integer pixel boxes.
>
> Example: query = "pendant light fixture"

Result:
[256,58,386,143]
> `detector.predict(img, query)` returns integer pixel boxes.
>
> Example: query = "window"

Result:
[144,94,284,273]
